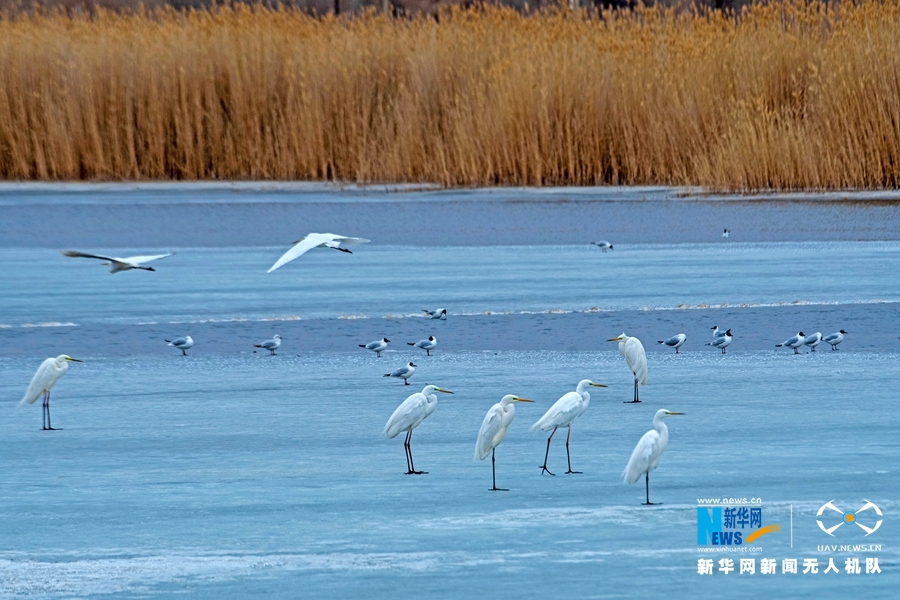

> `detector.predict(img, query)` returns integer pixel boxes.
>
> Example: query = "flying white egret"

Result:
[658,334,686,353]
[408,336,437,356]
[422,309,447,320]
[623,409,684,505]
[777,332,806,354]
[360,338,389,357]
[804,332,823,352]
[19,355,82,430]
[62,250,172,273]
[531,380,606,475]
[266,233,370,273]
[707,329,732,354]
[384,385,453,474]
[823,330,848,350]
[475,394,534,491]
[608,333,647,403]
[255,335,282,355]
[166,336,193,356]
[591,241,613,252]
[384,362,417,385]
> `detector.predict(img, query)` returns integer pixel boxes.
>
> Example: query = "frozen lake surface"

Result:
[0,185,897,598]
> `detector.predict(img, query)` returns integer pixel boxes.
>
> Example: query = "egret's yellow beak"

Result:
[436,388,454,394]
[667,411,685,416]
[607,336,623,342]
[66,357,83,362]
[590,383,608,388]
[513,397,534,403]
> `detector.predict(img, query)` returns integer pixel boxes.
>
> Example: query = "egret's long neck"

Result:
[654,418,669,445]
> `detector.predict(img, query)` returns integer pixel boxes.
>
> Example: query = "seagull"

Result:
[255,335,282,355]
[408,336,437,356]
[776,332,806,354]
[19,355,82,430]
[422,308,447,320]
[531,380,607,476]
[722,229,730,239]
[823,330,848,351]
[608,333,647,403]
[166,336,194,356]
[385,362,417,385]
[266,233,370,273]
[710,326,728,339]
[62,250,173,273]
[591,241,613,252]
[360,338,390,357]
[707,329,732,354]
[804,332,823,352]
[658,334,686,353]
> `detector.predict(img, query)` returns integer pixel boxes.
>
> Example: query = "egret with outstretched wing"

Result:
[267,233,369,273]
[62,250,172,273]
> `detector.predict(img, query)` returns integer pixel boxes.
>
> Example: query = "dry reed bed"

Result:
[1,3,899,188]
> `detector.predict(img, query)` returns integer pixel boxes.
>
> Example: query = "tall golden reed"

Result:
[1,2,899,189]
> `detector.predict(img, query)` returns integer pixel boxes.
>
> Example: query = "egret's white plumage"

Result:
[623,409,684,505]
[384,385,453,474]
[475,394,534,491]
[531,380,606,475]
[62,250,172,273]
[360,338,390,357]
[608,333,647,403]
[777,332,806,354]
[267,233,370,273]
[707,329,732,354]
[255,335,282,355]
[422,308,447,320]
[804,332,823,352]
[408,336,437,356]
[166,336,194,355]
[19,354,82,430]
[823,330,848,350]
[384,362,417,385]
[591,241,613,252]
[658,334,686,353]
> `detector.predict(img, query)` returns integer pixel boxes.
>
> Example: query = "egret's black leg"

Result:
[642,472,659,505]
[45,392,59,430]
[624,378,641,403]
[490,449,508,491]
[406,430,426,474]
[403,430,413,473]
[565,428,581,474]
[539,428,556,475]
[42,392,48,430]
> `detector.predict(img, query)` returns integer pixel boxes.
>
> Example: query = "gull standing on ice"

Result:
[62,250,173,273]
[384,385,453,474]
[722,229,730,239]
[360,338,390,357]
[823,330,848,350]
[707,329,732,354]
[658,334,686,353]
[266,233,369,273]
[255,335,282,355]
[475,394,534,491]
[19,355,82,430]
[408,336,437,356]
[776,332,806,354]
[531,380,607,475]
[804,332,823,352]
[623,409,684,505]
[166,336,194,356]
[591,241,613,252]
[608,333,647,403]
[423,308,447,320]
[385,362,417,385]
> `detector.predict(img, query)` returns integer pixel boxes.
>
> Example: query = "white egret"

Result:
[255,335,282,355]
[776,332,805,354]
[267,233,370,273]
[62,250,172,273]
[623,409,684,505]
[18,355,82,430]
[475,394,534,491]
[608,333,647,403]
[531,380,606,475]
[360,338,390,357]
[408,336,437,356]
[384,385,453,474]
[658,334,686,354]
[166,336,193,356]
[384,362,417,385]
[823,330,848,351]
[707,329,732,354]
[804,332,823,352]
[591,241,613,252]
[423,308,447,320]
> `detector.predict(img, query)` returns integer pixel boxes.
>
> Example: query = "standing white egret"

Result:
[623,409,684,505]
[475,395,534,491]
[384,362,417,385]
[166,336,193,356]
[591,241,613,252]
[384,385,453,474]
[18,355,82,430]
[360,338,390,357]
[658,334,686,354]
[267,233,370,273]
[531,380,606,475]
[62,250,172,273]
[608,333,647,403]
[255,335,282,355]
[776,332,806,354]
[823,330,848,350]
[408,336,437,356]
[707,329,732,354]
[423,309,447,320]
[804,332,823,352]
